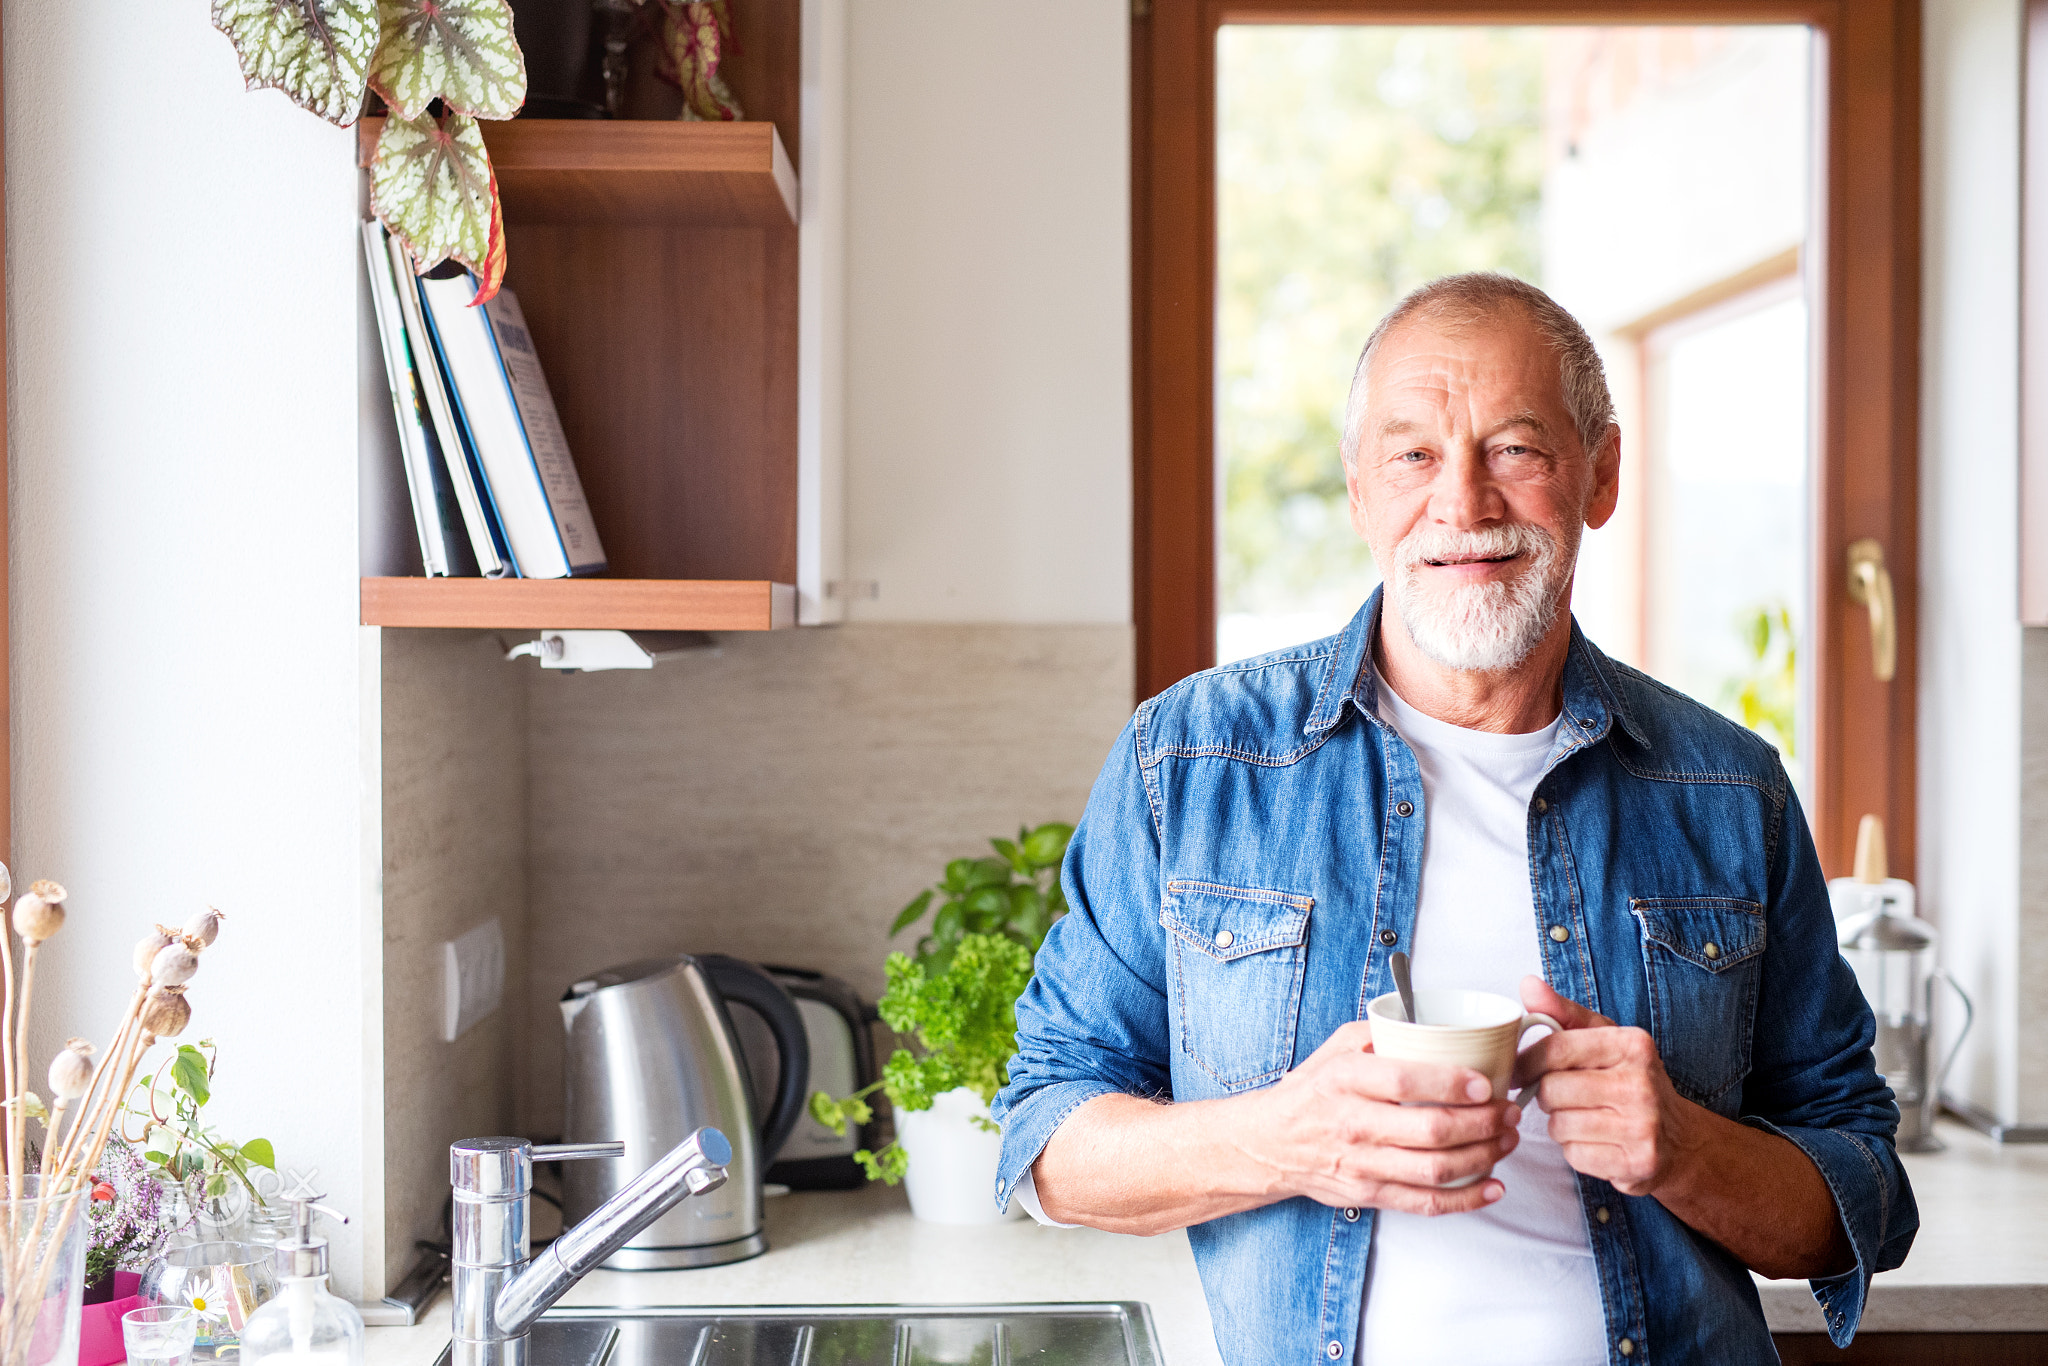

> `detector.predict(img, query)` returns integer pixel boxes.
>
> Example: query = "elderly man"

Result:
[992,274,1915,1366]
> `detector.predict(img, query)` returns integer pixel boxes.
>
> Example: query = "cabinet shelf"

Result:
[362,577,796,631]
[356,118,797,227]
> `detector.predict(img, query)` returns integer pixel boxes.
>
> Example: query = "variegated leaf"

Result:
[656,0,743,122]
[370,110,508,303]
[369,0,526,121]
[212,0,379,126]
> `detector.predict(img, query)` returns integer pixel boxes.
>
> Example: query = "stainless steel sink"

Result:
[437,1305,1164,1366]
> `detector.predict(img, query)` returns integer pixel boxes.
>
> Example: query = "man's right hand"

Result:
[1031,1022,1519,1234]
[1221,1021,1518,1215]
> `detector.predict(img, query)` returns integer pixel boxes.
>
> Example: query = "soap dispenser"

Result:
[238,1184,365,1366]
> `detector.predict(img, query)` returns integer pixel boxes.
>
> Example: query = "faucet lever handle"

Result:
[532,1141,626,1162]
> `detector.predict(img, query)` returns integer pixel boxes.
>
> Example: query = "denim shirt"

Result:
[993,592,1916,1366]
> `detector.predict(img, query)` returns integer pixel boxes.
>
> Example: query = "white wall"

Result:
[5,0,379,1295]
[843,0,1130,625]
[1917,0,2044,1125]
[1541,30,1811,335]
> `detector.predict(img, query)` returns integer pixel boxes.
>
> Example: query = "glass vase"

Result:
[139,1243,278,1363]
[0,1177,91,1366]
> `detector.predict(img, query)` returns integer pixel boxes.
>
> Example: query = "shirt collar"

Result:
[1305,586,1652,751]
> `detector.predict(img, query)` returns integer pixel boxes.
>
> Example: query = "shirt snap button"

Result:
[1595,1205,1610,1224]
[1379,930,1398,946]
[1395,800,1415,817]
[1343,1207,1359,1222]
[1214,929,1234,949]
[1618,1339,1635,1357]
[1534,797,1548,813]
[1549,925,1571,943]
[1326,1342,1342,1360]
[1703,942,1721,960]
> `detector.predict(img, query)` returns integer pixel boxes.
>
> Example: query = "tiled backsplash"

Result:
[516,622,1134,1137]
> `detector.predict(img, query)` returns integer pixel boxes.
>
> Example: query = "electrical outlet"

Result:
[443,918,505,1042]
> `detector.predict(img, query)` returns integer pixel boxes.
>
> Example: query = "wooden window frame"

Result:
[1131,0,1920,879]
[1613,248,1804,671]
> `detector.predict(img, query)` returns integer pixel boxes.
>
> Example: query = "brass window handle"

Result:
[1846,538,1897,683]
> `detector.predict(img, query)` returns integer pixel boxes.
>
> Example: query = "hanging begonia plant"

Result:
[654,0,743,121]
[211,0,743,302]
[212,0,527,301]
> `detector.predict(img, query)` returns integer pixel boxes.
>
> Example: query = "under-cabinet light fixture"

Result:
[502,629,716,671]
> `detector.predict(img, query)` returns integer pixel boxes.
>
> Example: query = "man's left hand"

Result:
[1511,977,1707,1198]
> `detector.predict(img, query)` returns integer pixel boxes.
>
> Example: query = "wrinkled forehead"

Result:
[1364,307,1569,422]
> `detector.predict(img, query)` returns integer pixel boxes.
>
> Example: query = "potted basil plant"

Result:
[810,823,1072,1224]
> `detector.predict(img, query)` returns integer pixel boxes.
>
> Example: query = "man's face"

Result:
[1346,310,1621,673]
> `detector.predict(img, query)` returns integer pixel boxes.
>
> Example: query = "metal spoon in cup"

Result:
[1389,951,1416,1024]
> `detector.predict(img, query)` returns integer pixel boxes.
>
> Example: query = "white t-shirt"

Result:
[1362,681,1605,1366]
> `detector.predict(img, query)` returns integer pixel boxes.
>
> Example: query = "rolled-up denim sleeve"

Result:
[1742,776,1918,1347]
[991,714,1172,1212]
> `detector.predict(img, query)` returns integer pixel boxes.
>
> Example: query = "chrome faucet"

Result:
[449,1128,731,1366]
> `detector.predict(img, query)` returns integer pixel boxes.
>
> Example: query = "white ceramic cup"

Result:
[1365,987,1564,1188]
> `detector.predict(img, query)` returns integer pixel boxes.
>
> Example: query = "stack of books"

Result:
[363,221,608,579]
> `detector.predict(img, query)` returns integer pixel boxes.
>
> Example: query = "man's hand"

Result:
[1511,975,1854,1279]
[1031,1022,1522,1234]
[1512,976,1706,1197]
[1226,1021,1521,1215]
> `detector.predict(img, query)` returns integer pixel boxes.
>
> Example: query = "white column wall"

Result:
[4,0,379,1293]
[1917,0,2048,1126]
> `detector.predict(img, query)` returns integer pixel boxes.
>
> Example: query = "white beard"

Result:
[1385,522,1573,673]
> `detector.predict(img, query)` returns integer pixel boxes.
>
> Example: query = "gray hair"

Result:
[1338,273,1616,467]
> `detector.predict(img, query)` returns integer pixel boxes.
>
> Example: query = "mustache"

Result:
[1394,522,1559,571]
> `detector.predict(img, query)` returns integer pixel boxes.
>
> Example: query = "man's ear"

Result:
[1583,424,1622,530]
[1345,454,1373,541]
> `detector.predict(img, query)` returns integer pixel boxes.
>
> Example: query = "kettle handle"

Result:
[699,956,813,1164]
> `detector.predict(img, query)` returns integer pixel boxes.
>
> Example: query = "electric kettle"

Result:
[558,954,809,1268]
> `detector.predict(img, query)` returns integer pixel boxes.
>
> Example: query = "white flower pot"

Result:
[895,1087,1025,1225]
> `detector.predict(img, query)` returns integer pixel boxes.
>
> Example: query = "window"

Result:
[1132,0,1918,875]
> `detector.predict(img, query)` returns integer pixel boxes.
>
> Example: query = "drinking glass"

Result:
[123,1305,199,1366]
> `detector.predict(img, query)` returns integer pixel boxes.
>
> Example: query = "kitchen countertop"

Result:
[365,1119,2047,1366]
[1755,1118,2048,1333]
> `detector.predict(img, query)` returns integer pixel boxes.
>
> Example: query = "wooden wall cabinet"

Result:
[359,0,845,630]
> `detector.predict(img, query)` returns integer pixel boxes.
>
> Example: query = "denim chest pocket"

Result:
[1160,881,1313,1091]
[1631,896,1766,1110]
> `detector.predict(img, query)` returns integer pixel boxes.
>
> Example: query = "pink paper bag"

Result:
[80,1272,142,1366]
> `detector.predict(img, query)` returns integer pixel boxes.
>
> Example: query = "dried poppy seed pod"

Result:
[12,881,68,945]
[140,986,190,1038]
[46,1040,92,1101]
[0,865,14,905]
[149,942,199,988]
[133,926,176,981]
[181,907,224,950]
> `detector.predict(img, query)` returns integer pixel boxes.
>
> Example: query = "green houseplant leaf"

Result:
[170,1047,212,1107]
[370,109,508,301]
[369,0,528,121]
[212,0,380,126]
[963,857,1012,890]
[889,889,933,937]
[1021,822,1074,869]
